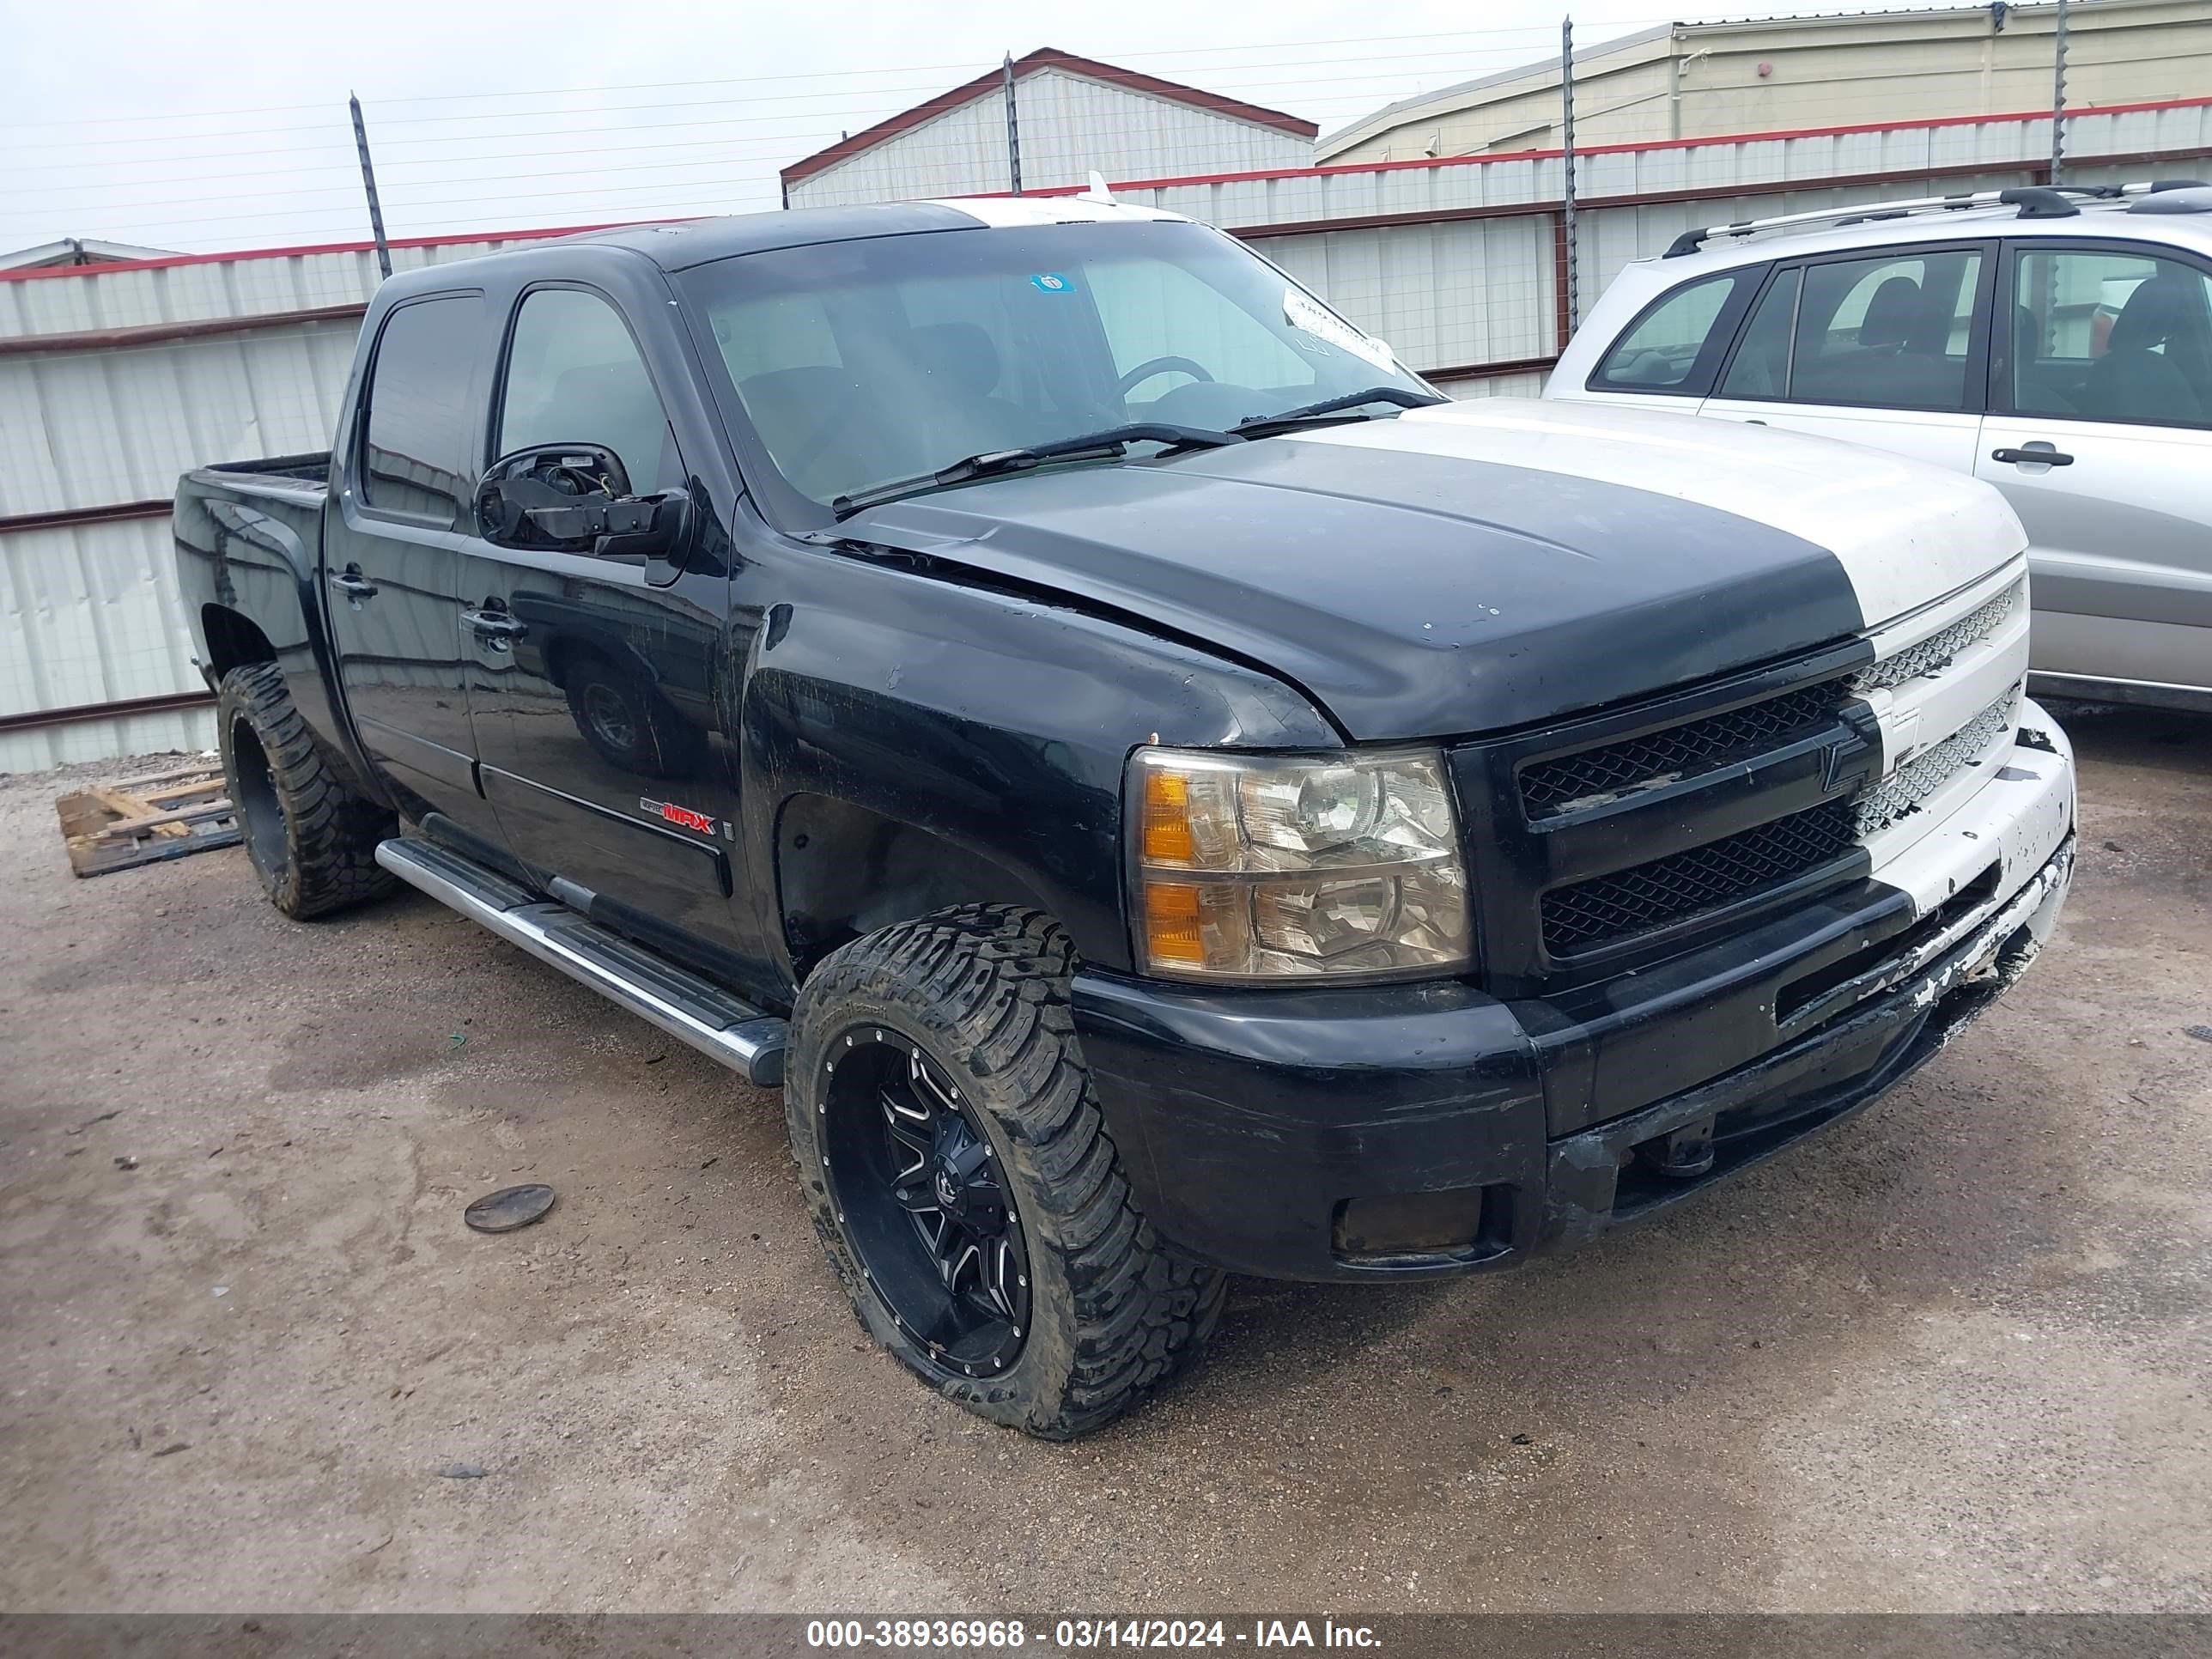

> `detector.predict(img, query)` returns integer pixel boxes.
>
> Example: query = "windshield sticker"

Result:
[1283,288,1397,372]
[1030,273,1077,294]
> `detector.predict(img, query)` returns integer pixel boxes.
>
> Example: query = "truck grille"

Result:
[1850,583,2020,694]
[1518,680,1846,818]
[1851,691,2014,837]
[1540,799,1856,957]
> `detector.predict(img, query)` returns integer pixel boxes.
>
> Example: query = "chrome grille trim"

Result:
[1851,581,2021,694]
[1850,689,2018,838]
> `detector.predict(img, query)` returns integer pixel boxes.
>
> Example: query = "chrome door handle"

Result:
[1991,446,2074,466]
[328,568,378,599]
[461,608,527,640]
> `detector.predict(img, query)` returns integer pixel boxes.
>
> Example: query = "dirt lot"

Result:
[2,706,2207,1615]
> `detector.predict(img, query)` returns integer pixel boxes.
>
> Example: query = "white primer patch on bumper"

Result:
[1867,697,2075,921]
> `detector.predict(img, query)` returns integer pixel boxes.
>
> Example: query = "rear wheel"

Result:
[216,662,396,919]
[786,904,1226,1438]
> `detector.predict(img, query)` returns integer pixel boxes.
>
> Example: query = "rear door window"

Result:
[1718,248,1985,412]
[1589,270,1757,395]
[359,295,485,525]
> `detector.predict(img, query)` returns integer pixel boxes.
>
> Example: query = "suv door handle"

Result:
[328,566,379,599]
[461,607,528,641]
[1991,445,2075,466]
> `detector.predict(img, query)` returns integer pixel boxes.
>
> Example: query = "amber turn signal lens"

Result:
[1142,880,1206,965]
[1141,768,1195,864]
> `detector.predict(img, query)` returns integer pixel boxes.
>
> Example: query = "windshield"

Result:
[676,218,1432,520]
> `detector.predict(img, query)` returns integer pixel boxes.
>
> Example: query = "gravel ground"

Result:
[1,706,2207,1614]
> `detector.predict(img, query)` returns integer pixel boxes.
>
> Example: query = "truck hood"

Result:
[837,398,2027,741]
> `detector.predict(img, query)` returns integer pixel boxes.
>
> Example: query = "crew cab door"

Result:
[1979,240,2212,695]
[324,291,506,844]
[1698,243,1995,474]
[465,283,748,951]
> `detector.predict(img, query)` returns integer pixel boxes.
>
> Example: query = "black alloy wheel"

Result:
[817,1027,1031,1379]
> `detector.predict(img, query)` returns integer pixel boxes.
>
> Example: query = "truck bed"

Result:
[187,452,331,508]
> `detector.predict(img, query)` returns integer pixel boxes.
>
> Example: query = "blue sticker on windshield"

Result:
[1030,272,1076,294]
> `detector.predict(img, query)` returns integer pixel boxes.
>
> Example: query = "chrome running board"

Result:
[375,836,787,1087]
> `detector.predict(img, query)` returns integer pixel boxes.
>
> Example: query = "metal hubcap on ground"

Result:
[819,1028,1030,1376]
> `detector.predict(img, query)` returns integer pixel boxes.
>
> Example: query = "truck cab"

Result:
[177,198,2076,1438]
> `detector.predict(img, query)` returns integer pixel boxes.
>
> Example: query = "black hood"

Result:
[836,433,1866,741]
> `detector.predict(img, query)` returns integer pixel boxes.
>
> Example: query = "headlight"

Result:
[1130,746,1472,982]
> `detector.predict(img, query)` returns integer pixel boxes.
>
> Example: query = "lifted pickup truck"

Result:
[177,197,2076,1438]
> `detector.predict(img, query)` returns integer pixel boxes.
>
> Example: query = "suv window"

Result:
[497,288,682,492]
[1590,271,1753,394]
[361,295,483,524]
[1720,249,1984,412]
[2010,246,2212,428]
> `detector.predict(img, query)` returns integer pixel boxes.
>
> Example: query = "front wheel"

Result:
[785,905,1226,1438]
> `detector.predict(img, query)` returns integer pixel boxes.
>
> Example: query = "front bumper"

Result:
[1071,714,2075,1283]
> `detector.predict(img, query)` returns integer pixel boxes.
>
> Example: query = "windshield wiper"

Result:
[830,422,1241,520]
[1231,386,1449,438]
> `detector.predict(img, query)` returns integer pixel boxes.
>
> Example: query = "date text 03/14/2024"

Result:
[804,1619,1383,1649]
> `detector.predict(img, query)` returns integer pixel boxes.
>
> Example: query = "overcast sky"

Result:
[2,0,1936,256]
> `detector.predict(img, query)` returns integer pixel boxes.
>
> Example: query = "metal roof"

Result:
[780,47,1319,189]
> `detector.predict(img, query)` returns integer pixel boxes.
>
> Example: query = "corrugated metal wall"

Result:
[5,99,2208,772]
[0,230,585,773]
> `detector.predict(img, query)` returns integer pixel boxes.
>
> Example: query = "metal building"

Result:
[0,228,590,773]
[5,88,2209,772]
[1322,0,2212,163]
[780,47,1317,210]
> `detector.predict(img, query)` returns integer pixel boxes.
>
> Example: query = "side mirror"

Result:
[477,446,690,561]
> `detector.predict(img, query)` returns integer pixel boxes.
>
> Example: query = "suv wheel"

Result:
[786,904,1226,1438]
[216,662,397,919]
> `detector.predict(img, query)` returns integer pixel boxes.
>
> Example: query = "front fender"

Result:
[738,550,1334,979]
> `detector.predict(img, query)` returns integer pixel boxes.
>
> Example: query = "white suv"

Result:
[1550,182,2212,713]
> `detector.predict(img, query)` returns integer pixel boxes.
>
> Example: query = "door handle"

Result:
[328,567,378,599]
[461,607,528,641]
[1991,445,2074,466]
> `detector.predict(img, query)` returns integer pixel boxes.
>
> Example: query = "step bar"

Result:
[375,836,787,1087]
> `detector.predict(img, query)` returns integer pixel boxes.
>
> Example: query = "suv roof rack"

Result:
[1660,179,2193,257]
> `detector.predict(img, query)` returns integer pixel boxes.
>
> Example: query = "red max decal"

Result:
[641,796,717,835]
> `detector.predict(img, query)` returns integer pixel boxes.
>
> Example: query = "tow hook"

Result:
[1635,1116,1717,1179]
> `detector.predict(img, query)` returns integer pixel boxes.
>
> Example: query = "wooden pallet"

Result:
[56,761,242,878]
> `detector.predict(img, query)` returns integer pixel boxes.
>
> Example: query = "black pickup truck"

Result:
[177,197,2077,1437]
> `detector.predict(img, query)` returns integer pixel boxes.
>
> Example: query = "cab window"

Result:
[2009,246,2212,428]
[360,295,484,525]
[1589,271,1754,395]
[496,288,683,493]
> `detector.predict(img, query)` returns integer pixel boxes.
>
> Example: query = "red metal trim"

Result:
[0,302,366,358]
[15,94,2203,287]
[0,217,663,284]
[780,46,1316,188]
[0,499,171,536]
[0,688,214,735]
[1006,93,2212,198]
[1224,140,2212,243]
